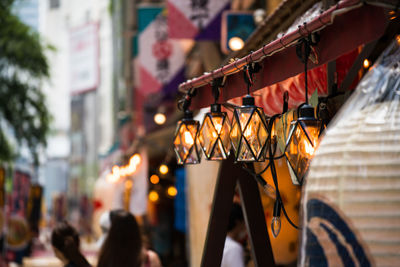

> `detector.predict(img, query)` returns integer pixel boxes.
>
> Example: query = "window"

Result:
[49,0,60,9]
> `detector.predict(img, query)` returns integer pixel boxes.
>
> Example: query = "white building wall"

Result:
[38,0,114,199]
[39,0,114,160]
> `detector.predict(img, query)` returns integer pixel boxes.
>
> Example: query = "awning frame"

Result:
[179,0,393,110]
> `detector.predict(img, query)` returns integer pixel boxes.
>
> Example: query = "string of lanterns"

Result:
[174,35,324,237]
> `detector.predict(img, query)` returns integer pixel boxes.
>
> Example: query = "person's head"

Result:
[97,210,143,267]
[227,203,246,242]
[51,221,90,267]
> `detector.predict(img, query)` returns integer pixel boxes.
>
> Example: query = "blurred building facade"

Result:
[38,0,115,224]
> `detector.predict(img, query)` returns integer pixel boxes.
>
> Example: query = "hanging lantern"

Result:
[230,95,269,162]
[284,104,321,185]
[198,104,231,160]
[174,110,201,165]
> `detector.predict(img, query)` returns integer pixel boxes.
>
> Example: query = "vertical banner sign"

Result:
[167,0,230,40]
[138,6,186,97]
[69,23,99,95]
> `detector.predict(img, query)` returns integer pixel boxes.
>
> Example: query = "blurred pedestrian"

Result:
[97,209,161,267]
[221,203,247,267]
[51,221,91,267]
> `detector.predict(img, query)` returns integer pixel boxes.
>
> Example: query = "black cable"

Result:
[269,156,300,230]
[266,115,301,230]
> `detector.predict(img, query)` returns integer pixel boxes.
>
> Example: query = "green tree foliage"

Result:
[0,0,51,164]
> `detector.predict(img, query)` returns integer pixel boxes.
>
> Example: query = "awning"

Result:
[178,0,392,111]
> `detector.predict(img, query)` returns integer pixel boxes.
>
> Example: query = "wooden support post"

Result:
[238,170,276,267]
[201,154,276,267]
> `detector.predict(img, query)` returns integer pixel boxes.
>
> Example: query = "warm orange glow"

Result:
[154,113,166,125]
[149,191,159,202]
[126,165,136,175]
[112,165,120,176]
[167,186,177,197]
[363,59,370,69]
[244,123,253,138]
[214,122,222,133]
[106,173,119,183]
[184,131,194,145]
[129,154,141,167]
[301,139,315,157]
[125,180,133,189]
[397,35,400,45]
[120,166,128,177]
[159,164,169,175]
[228,37,244,51]
[150,174,160,184]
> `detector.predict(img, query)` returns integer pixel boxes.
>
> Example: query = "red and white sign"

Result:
[138,14,185,96]
[167,0,230,39]
[69,23,99,95]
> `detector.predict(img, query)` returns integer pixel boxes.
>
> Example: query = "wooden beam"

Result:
[200,154,238,267]
[201,154,276,267]
[238,167,276,267]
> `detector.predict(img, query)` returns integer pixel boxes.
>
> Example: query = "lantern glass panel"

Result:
[174,120,200,164]
[230,119,240,151]
[231,107,268,161]
[285,119,321,184]
[199,112,231,160]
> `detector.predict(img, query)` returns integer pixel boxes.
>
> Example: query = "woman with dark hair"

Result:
[51,221,91,267]
[97,210,161,267]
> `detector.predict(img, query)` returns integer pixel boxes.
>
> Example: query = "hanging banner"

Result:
[69,23,99,95]
[167,0,230,40]
[138,6,186,97]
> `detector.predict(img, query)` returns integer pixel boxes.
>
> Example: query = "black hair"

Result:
[97,210,143,267]
[227,203,244,232]
[51,221,91,267]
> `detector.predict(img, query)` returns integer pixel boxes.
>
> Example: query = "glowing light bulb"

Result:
[167,186,177,197]
[271,216,281,238]
[244,124,253,138]
[184,131,194,145]
[149,191,159,202]
[154,113,166,125]
[363,59,370,69]
[150,174,159,184]
[214,123,222,134]
[127,165,136,175]
[302,139,315,157]
[129,154,141,167]
[159,164,169,175]
[228,37,244,51]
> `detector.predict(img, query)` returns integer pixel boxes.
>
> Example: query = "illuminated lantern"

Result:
[284,104,321,185]
[230,95,268,162]
[198,104,231,160]
[174,110,201,165]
